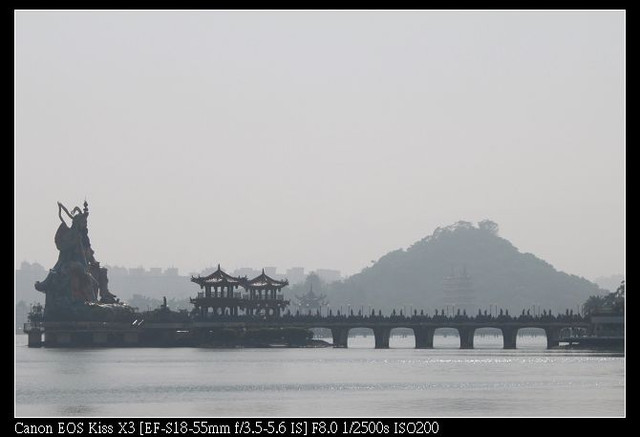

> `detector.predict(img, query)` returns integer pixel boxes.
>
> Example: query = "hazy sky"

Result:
[15,10,625,280]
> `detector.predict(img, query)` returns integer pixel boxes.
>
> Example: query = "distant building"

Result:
[233,267,261,278]
[286,267,305,285]
[19,261,45,274]
[315,269,341,284]
[164,267,179,276]
[148,267,162,276]
[263,267,288,281]
[15,262,47,304]
[129,267,145,277]
[108,266,129,277]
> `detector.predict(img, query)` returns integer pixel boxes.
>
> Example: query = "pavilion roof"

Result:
[246,269,289,289]
[191,264,245,287]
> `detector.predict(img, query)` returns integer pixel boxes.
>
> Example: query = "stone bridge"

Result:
[189,314,590,349]
[29,314,590,349]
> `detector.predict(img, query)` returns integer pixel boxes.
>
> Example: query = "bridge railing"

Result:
[189,311,587,324]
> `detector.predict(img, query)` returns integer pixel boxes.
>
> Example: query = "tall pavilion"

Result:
[244,269,290,317]
[190,264,246,317]
[441,265,476,315]
[190,265,290,318]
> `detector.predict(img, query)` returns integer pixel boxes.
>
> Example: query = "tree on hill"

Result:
[583,280,624,316]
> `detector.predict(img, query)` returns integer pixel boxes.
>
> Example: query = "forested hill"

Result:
[327,221,602,314]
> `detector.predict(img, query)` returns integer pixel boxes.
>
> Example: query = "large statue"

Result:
[35,201,133,321]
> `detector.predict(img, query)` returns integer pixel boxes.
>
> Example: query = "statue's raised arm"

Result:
[57,202,82,227]
[58,201,70,226]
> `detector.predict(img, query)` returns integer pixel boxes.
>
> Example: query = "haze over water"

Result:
[16,335,624,417]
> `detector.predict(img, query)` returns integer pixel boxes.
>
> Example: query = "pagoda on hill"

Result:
[441,265,476,315]
[190,265,289,318]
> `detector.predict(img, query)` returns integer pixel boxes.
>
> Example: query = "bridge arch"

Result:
[430,327,477,349]
[473,327,503,349]
[433,327,461,349]
[346,327,375,348]
[389,327,415,348]
[512,327,548,349]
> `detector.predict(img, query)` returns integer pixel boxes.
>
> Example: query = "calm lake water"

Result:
[15,333,624,417]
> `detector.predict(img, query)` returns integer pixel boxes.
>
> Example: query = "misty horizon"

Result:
[15,11,625,282]
[16,217,624,285]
